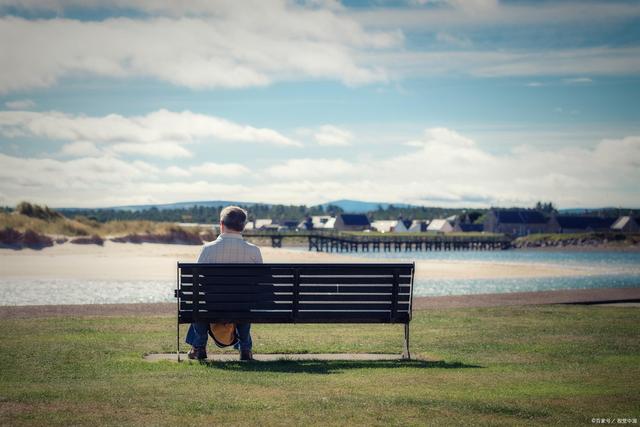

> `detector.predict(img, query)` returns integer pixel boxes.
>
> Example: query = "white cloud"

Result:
[109,141,192,158]
[192,162,251,177]
[354,2,640,30]
[0,2,401,93]
[261,129,640,207]
[313,125,354,146]
[1,129,639,208]
[165,166,190,178]
[60,141,102,157]
[373,47,640,79]
[4,99,36,109]
[0,109,300,158]
[266,158,354,179]
[0,1,636,93]
[0,153,158,192]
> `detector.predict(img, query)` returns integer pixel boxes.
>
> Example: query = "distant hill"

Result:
[99,200,265,211]
[316,199,415,213]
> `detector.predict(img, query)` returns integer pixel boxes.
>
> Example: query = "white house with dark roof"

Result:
[298,215,335,230]
[244,219,274,230]
[483,209,551,236]
[427,219,454,233]
[333,213,370,231]
[610,216,639,233]
[370,220,397,233]
[408,220,429,232]
[549,215,616,233]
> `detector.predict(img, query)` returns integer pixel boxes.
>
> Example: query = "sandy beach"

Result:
[0,241,594,282]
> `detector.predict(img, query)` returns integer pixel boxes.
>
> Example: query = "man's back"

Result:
[197,233,262,264]
[186,206,260,361]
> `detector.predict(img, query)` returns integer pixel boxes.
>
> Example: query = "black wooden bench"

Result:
[175,262,415,360]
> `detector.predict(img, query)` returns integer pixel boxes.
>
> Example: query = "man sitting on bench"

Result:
[185,205,263,361]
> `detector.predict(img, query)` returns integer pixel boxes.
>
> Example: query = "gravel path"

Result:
[1,287,638,319]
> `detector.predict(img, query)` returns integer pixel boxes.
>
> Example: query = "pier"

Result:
[243,231,511,251]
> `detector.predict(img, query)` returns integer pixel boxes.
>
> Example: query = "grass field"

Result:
[1,305,639,426]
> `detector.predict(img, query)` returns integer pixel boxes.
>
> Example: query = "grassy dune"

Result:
[0,211,208,238]
[1,305,638,425]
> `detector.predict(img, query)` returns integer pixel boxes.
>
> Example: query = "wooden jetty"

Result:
[243,231,511,251]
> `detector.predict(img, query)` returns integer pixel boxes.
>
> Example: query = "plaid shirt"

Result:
[196,232,263,264]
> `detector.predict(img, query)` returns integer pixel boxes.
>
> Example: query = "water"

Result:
[300,249,640,297]
[0,250,638,305]
[0,279,175,306]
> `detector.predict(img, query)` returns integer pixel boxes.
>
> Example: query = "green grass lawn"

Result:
[1,305,639,426]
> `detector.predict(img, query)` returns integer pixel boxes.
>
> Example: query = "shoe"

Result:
[188,346,207,360]
[240,350,253,361]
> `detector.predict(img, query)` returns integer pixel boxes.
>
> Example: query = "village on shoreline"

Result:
[1,201,639,251]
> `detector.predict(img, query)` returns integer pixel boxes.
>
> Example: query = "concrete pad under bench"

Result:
[144,353,433,362]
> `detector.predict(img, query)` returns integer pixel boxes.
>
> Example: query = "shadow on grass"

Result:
[202,359,482,374]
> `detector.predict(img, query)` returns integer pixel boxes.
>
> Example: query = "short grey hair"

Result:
[220,205,247,232]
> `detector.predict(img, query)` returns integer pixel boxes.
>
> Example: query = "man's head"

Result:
[219,205,247,233]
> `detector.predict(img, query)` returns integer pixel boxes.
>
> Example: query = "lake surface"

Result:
[1,250,638,305]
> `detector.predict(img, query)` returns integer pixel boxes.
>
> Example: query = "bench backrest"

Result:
[177,263,414,324]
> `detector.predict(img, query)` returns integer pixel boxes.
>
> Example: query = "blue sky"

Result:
[0,0,639,208]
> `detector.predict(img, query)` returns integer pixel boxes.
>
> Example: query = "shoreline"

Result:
[0,241,604,281]
[2,240,639,252]
[1,287,638,319]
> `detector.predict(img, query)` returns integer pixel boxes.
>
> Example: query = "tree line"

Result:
[5,201,637,225]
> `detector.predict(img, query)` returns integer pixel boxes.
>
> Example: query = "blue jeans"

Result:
[186,322,252,351]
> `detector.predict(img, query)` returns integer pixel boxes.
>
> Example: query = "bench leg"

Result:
[177,318,181,363]
[402,322,411,360]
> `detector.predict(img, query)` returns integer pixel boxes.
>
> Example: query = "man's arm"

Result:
[196,245,209,263]
[253,247,263,264]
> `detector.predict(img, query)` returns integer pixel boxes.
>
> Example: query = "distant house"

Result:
[453,223,484,233]
[334,213,370,231]
[427,219,454,233]
[483,209,550,236]
[370,220,397,233]
[371,219,414,233]
[610,216,639,233]
[323,217,336,229]
[298,215,334,230]
[549,215,616,233]
[244,219,274,230]
[278,220,300,231]
[408,220,429,233]
[452,215,483,233]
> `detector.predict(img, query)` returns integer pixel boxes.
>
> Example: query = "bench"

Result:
[175,262,415,361]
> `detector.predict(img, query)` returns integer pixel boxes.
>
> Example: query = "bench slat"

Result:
[181,293,410,303]
[181,293,293,303]
[298,267,412,276]
[178,311,410,324]
[181,266,413,276]
[298,276,411,285]
[298,302,409,311]
[181,276,293,285]
[179,311,292,323]
[298,285,410,293]
[181,302,410,312]
[180,284,292,293]
[181,267,293,276]
[295,312,410,323]
[181,284,410,294]
[181,302,292,311]
[298,293,410,302]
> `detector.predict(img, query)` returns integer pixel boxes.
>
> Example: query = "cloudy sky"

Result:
[0,0,639,209]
